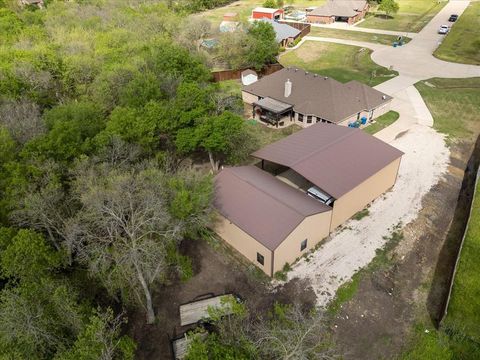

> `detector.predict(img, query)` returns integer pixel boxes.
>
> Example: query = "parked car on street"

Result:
[448,14,458,22]
[438,25,450,34]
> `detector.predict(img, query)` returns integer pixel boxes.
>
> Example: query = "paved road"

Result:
[310,21,417,39]
[372,0,480,87]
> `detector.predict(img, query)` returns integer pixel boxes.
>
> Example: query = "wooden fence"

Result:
[211,63,284,82]
[278,20,311,39]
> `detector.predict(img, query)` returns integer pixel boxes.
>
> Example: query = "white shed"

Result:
[241,69,258,86]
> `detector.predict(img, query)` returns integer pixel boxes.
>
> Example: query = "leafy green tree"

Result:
[175,112,251,172]
[118,71,163,108]
[0,127,16,164]
[247,21,279,71]
[55,309,136,360]
[0,279,84,360]
[378,0,399,18]
[24,102,105,162]
[0,229,62,281]
[262,0,277,8]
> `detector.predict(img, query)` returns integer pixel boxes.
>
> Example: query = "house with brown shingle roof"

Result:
[307,0,369,25]
[242,67,392,129]
[214,122,403,276]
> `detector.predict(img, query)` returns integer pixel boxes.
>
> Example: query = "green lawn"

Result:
[363,111,399,134]
[309,27,410,46]
[197,0,326,26]
[400,78,480,359]
[415,78,480,141]
[444,175,480,341]
[279,41,398,86]
[434,2,480,65]
[358,0,447,33]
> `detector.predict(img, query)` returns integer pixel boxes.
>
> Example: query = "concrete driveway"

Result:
[372,0,480,88]
[283,1,480,307]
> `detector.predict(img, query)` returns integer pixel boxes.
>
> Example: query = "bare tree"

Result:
[0,98,45,144]
[69,165,184,324]
[10,161,76,255]
[178,17,212,52]
[254,304,336,360]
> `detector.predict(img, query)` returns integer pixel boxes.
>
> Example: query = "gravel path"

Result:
[282,0,479,307]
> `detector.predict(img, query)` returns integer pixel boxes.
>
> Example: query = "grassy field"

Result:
[444,173,480,341]
[309,27,410,46]
[197,0,326,26]
[400,77,480,359]
[279,41,397,86]
[363,111,400,135]
[358,0,447,33]
[415,78,480,141]
[434,2,480,65]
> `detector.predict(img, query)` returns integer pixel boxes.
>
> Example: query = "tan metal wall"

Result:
[330,157,401,230]
[273,211,332,274]
[215,213,273,275]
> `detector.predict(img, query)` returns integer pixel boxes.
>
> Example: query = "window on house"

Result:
[257,252,264,265]
[298,114,304,122]
[301,239,307,251]
[307,115,312,124]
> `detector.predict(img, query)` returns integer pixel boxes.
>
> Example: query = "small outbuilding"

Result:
[219,12,240,33]
[259,19,301,47]
[241,69,258,86]
[252,7,284,20]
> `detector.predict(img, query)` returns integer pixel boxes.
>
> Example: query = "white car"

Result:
[438,25,449,34]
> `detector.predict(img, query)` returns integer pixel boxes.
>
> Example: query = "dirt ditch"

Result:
[331,136,480,359]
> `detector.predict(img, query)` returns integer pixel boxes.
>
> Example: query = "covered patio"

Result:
[252,97,293,127]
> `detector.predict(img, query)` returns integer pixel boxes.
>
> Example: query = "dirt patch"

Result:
[128,238,316,360]
[330,139,476,359]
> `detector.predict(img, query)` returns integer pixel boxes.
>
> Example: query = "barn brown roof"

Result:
[243,67,391,123]
[214,166,331,250]
[309,0,368,17]
[252,122,403,199]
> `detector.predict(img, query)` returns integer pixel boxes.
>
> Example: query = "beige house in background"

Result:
[214,123,403,276]
[306,0,369,25]
[242,67,392,129]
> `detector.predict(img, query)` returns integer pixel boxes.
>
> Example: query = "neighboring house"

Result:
[214,123,403,276]
[259,19,301,47]
[219,12,240,33]
[241,69,258,86]
[242,67,392,128]
[307,0,369,24]
[252,7,284,20]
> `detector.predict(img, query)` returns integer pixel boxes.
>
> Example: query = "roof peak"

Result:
[224,166,324,218]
